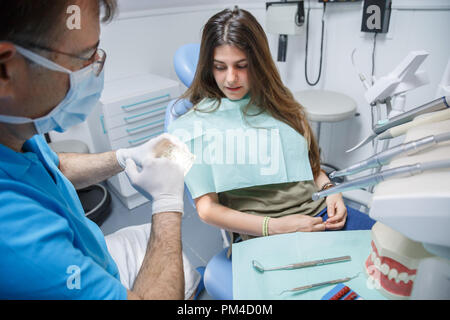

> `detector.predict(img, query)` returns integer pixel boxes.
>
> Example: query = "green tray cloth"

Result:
[232,230,387,300]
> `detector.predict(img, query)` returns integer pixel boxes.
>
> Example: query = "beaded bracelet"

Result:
[262,216,271,237]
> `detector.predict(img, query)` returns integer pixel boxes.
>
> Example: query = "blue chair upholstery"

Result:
[164,43,200,132]
[173,43,200,88]
[164,99,193,132]
[164,43,199,133]
[203,247,233,300]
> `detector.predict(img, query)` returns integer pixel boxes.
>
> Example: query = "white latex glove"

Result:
[116,133,186,169]
[124,157,185,215]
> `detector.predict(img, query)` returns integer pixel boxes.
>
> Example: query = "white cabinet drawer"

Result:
[110,125,165,150]
[105,102,168,130]
[108,116,166,141]
[103,87,178,118]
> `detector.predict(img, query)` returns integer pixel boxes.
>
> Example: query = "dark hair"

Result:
[184,7,321,179]
[0,0,117,47]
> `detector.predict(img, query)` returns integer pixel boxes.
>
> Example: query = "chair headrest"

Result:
[174,43,200,88]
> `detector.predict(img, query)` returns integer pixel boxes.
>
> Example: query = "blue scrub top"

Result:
[0,135,127,300]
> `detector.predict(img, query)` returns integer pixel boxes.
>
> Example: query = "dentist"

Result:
[0,0,198,300]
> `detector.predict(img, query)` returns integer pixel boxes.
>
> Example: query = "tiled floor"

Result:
[99,184,223,299]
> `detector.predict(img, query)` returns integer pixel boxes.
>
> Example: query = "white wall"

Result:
[51,0,450,171]
[99,1,267,83]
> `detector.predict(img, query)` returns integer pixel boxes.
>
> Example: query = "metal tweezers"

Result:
[278,272,362,295]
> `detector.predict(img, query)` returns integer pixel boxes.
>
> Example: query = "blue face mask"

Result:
[0,45,104,135]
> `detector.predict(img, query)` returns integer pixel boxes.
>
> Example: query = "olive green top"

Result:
[218,180,327,249]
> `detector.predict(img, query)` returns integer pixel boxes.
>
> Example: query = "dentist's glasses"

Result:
[16,42,107,77]
[89,48,107,77]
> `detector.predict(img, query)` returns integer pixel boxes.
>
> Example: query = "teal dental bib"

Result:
[168,97,313,199]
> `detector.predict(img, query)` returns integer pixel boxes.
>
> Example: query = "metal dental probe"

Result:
[330,131,450,179]
[345,132,377,154]
[278,272,362,295]
[252,255,351,273]
[313,159,450,201]
[346,96,449,153]
[373,96,449,134]
[376,108,450,140]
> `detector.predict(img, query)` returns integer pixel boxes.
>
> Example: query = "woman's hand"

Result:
[324,193,347,230]
[269,214,326,235]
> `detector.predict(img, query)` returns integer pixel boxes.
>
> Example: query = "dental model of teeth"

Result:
[368,250,416,284]
[153,138,195,176]
[364,222,434,300]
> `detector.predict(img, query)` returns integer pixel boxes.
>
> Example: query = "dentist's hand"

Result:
[116,133,186,169]
[124,157,185,215]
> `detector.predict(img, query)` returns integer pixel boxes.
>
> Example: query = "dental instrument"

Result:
[278,272,361,295]
[330,131,450,179]
[376,108,450,140]
[373,96,450,136]
[346,95,450,153]
[252,255,351,273]
[312,159,450,201]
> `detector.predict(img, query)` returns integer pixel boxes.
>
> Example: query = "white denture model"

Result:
[365,222,434,299]
[153,138,195,176]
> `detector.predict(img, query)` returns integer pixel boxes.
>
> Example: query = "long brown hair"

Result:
[183,6,321,179]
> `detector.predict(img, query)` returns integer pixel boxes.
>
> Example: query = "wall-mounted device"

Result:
[361,0,392,33]
[266,1,305,62]
[318,0,361,2]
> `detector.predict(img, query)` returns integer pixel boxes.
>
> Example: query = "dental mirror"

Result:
[252,255,352,273]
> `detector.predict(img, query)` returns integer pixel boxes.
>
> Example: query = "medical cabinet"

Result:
[88,73,181,209]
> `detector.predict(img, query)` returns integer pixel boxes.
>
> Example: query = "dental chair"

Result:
[164,43,233,300]
[164,43,374,300]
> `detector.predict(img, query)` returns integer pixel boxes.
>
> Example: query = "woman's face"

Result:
[212,44,250,100]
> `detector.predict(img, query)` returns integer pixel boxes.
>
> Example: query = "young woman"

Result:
[169,7,374,243]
